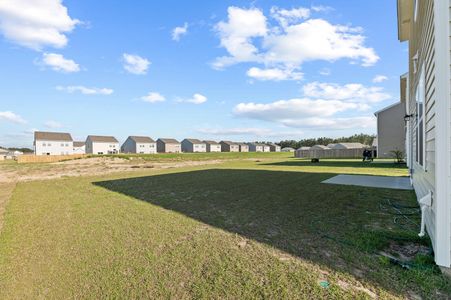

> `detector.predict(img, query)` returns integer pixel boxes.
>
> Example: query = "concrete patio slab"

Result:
[322,174,413,190]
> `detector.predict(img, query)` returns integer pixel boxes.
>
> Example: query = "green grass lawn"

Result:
[0,158,449,299]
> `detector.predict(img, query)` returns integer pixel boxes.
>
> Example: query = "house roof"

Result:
[374,102,402,116]
[158,138,180,144]
[183,138,204,144]
[248,142,267,147]
[236,142,248,146]
[220,140,237,145]
[397,0,412,41]
[335,143,366,149]
[268,143,280,147]
[203,140,219,145]
[73,141,85,147]
[87,135,118,143]
[298,146,311,150]
[129,136,155,143]
[311,145,330,150]
[34,131,73,142]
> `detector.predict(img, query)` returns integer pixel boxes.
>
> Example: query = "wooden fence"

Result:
[17,154,86,164]
[294,148,369,159]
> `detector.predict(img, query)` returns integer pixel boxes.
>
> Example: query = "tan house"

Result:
[374,102,406,158]
[157,138,181,153]
[220,141,239,152]
[236,143,249,152]
[397,0,451,269]
[204,140,221,152]
[181,139,206,153]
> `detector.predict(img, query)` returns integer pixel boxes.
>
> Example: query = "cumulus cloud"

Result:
[372,75,388,83]
[44,120,63,129]
[302,82,391,103]
[172,23,188,41]
[0,111,27,124]
[0,0,80,50]
[213,6,378,80]
[246,67,303,81]
[56,85,113,95]
[40,53,80,72]
[122,53,150,75]
[141,92,166,103]
[177,93,207,104]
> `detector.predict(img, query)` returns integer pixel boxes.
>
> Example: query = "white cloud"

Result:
[122,53,150,75]
[372,75,388,83]
[280,116,375,129]
[44,120,62,129]
[246,67,303,81]
[178,93,207,104]
[302,82,391,103]
[213,7,378,79]
[41,53,80,72]
[0,111,27,124]
[197,127,305,138]
[213,6,268,69]
[172,23,188,41]
[56,85,113,95]
[141,92,166,103]
[319,68,331,76]
[270,6,310,27]
[0,0,80,50]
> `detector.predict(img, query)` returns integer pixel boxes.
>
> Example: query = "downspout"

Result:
[418,191,432,237]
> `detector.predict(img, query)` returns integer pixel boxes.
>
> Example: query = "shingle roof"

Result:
[87,135,118,143]
[34,131,73,142]
[183,138,204,144]
[311,145,330,150]
[73,141,85,147]
[236,142,248,146]
[158,138,180,144]
[220,140,237,145]
[129,136,155,143]
[203,140,219,145]
[336,143,366,149]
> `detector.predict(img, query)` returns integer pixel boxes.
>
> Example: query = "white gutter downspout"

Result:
[418,191,432,237]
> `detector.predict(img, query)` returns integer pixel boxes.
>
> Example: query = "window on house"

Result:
[415,66,425,167]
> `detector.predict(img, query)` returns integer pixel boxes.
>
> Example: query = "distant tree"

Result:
[1,146,33,153]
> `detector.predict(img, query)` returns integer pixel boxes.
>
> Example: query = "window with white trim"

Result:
[414,66,425,167]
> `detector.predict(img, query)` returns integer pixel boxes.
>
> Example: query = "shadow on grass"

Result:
[262,159,407,170]
[93,169,446,297]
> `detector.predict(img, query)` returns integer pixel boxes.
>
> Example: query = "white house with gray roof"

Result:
[181,139,206,153]
[157,138,181,153]
[73,141,86,154]
[121,136,156,154]
[203,140,221,152]
[220,141,239,152]
[34,131,74,156]
[85,135,119,154]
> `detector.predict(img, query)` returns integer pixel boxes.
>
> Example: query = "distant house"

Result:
[181,139,206,153]
[328,143,367,150]
[220,141,239,152]
[121,136,156,154]
[237,143,249,152]
[85,135,119,154]
[34,131,74,156]
[268,143,281,152]
[374,102,406,158]
[73,141,86,154]
[247,143,264,152]
[310,145,330,150]
[203,140,221,152]
[281,147,295,152]
[157,138,181,153]
[0,148,8,160]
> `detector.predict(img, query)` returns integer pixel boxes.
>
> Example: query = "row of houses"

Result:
[33,131,282,155]
[294,142,370,152]
[0,148,24,160]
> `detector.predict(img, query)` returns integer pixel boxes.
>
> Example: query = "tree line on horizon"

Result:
[270,133,376,150]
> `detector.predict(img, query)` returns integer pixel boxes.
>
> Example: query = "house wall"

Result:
[86,139,119,154]
[404,0,451,267]
[121,138,136,153]
[239,145,249,152]
[35,140,74,156]
[262,146,270,152]
[206,144,221,152]
[136,143,156,154]
[220,143,239,152]
[248,144,263,152]
[376,103,406,158]
[182,141,206,153]
[73,145,85,154]
[158,141,181,153]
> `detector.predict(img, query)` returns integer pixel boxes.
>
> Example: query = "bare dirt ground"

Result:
[0,157,226,183]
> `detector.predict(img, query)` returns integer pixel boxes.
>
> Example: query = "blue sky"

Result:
[0,0,407,147]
